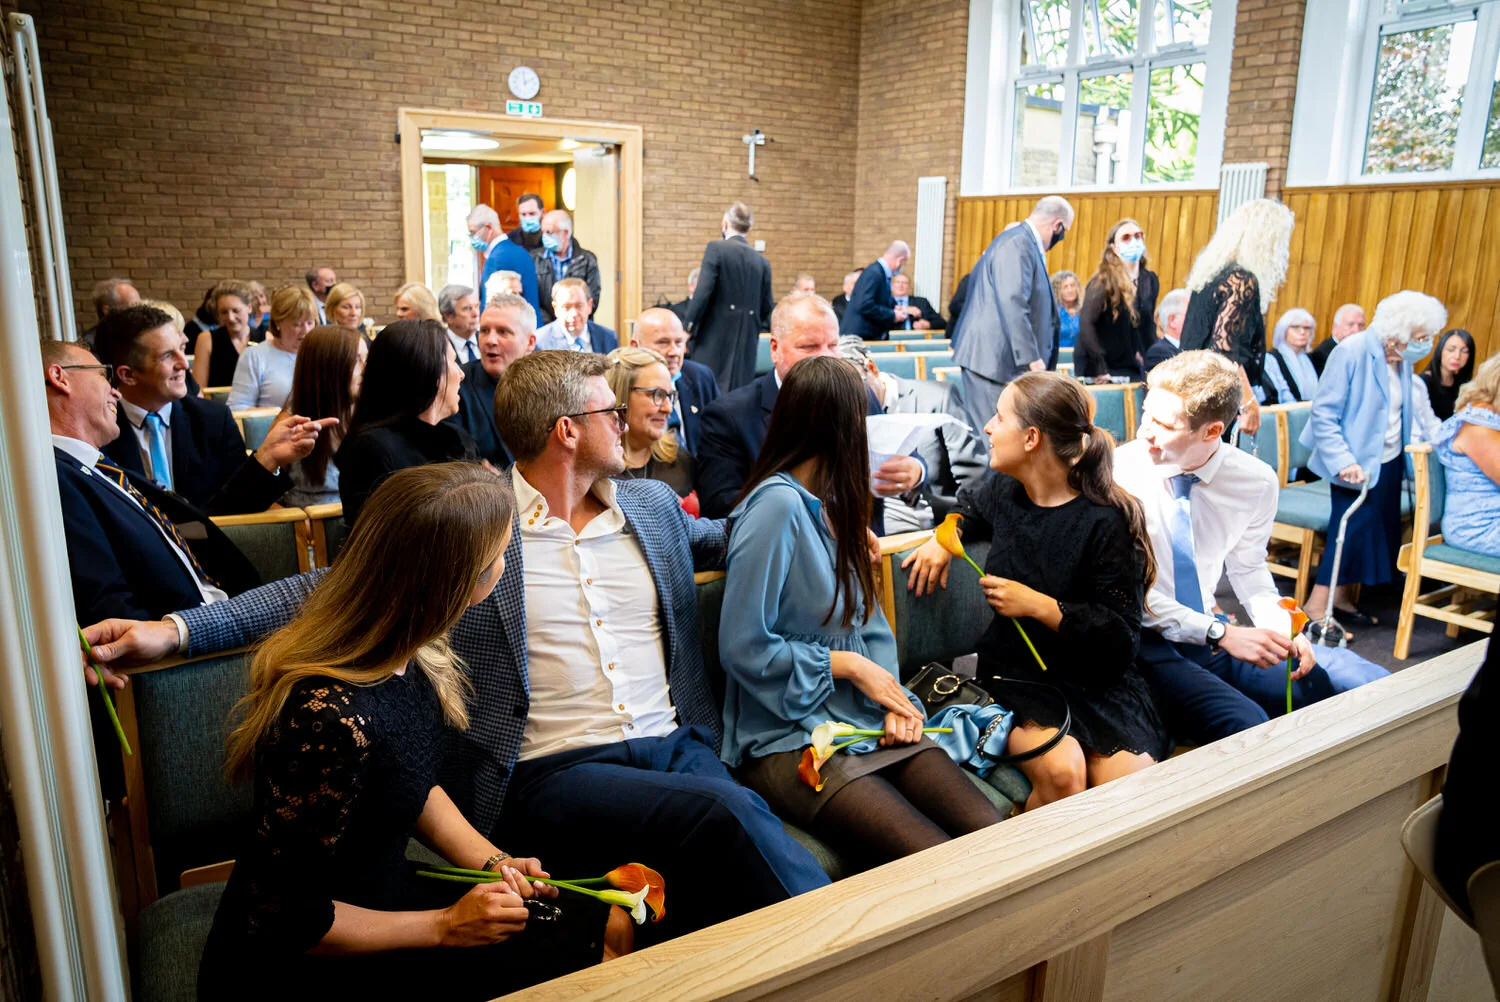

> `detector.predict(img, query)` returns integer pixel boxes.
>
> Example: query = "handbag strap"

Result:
[978,676,1073,765]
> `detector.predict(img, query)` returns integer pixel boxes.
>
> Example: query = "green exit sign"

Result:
[506,100,543,118]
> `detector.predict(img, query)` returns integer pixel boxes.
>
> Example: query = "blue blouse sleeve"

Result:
[719,485,836,720]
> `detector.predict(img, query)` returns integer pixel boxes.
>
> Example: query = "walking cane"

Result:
[1307,469,1372,648]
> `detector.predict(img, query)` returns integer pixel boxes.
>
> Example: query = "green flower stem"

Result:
[1285,659,1293,715]
[77,628,131,757]
[844,728,955,738]
[416,867,613,904]
[960,554,1049,672]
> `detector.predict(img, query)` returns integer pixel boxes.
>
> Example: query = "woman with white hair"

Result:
[1181,199,1296,435]
[1261,308,1319,405]
[1300,290,1448,629]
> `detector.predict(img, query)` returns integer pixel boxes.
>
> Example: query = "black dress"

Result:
[198,672,605,1001]
[1180,264,1266,384]
[617,451,695,499]
[956,474,1167,761]
[334,417,479,524]
[1422,369,1463,421]
[1077,269,1159,380]
[205,326,265,388]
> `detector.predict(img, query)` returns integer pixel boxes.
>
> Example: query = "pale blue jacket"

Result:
[1301,328,1412,489]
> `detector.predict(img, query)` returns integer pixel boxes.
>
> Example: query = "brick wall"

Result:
[20,0,862,327]
[1221,0,1307,199]
[852,0,968,304]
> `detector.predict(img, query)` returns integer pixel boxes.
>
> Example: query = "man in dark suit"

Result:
[952,197,1073,432]
[533,209,602,324]
[447,295,536,468]
[830,270,859,322]
[504,192,545,253]
[840,241,913,341]
[468,203,540,314]
[839,337,987,530]
[1144,288,1189,374]
[890,272,944,331]
[662,267,700,326]
[696,293,926,520]
[1308,303,1366,376]
[685,201,775,392]
[94,305,324,515]
[534,278,618,353]
[632,307,719,455]
[79,277,140,347]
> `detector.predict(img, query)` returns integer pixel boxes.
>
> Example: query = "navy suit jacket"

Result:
[101,395,285,515]
[1143,337,1181,373]
[446,360,512,468]
[588,321,619,354]
[840,261,898,340]
[177,476,727,836]
[55,448,261,624]
[674,359,720,455]
[479,236,541,315]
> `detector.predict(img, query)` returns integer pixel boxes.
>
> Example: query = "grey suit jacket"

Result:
[885,375,989,519]
[952,225,1056,383]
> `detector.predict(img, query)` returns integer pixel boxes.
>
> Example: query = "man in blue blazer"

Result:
[94,305,315,514]
[468,203,540,313]
[952,197,1072,432]
[534,278,619,353]
[697,293,925,520]
[87,349,829,941]
[839,240,912,341]
[631,307,719,455]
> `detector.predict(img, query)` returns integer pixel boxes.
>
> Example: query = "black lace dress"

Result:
[198,671,606,1001]
[957,474,1167,761]
[1180,264,1266,384]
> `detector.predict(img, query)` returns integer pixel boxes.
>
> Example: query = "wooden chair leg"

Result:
[1394,551,1423,662]
[1295,529,1315,607]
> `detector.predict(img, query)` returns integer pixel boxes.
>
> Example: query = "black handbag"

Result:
[905,661,1072,765]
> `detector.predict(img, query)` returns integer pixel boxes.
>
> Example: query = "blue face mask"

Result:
[520,217,541,233]
[542,233,560,252]
[468,232,488,251]
[1400,339,1434,364]
[1118,240,1145,263]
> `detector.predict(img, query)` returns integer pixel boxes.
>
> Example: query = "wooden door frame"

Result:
[397,107,643,324]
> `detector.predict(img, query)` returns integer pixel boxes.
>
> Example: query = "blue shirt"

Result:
[717,472,921,767]
[1057,307,1080,349]
[547,240,575,282]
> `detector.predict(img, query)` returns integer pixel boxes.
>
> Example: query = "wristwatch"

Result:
[1205,620,1227,648]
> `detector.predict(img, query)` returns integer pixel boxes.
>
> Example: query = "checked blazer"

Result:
[177,475,727,837]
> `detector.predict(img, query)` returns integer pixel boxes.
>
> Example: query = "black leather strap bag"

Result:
[905,661,1072,765]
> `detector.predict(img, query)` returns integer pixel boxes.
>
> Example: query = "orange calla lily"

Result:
[1278,597,1310,636]
[605,863,666,922]
[798,746,830,792]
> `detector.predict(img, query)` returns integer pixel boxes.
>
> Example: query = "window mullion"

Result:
[1060,68,1082,186]
[1141,0,1159,56]
[1455,2,1500,167]
[1125,59,1150,183]
[1067,0,1086,65]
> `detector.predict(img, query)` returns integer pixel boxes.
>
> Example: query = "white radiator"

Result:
[1217,162,1268,223]
[913,176,947,302]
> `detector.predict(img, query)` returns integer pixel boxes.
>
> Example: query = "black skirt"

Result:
[984,669,1168,763]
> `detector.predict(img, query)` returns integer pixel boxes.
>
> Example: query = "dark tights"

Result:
[812,748,1005,868]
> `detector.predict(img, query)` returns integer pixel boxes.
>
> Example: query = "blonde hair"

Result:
[211,279,253,312]
[605,346,679,464]
[140,299,185,334]
[1186,199,1294,312]
[1455,352,1500,412]
[1147,349,1243,431]
[325,283,364,327]
[394,282,441,321]
[224,463,513,782]
[269,284,318,331]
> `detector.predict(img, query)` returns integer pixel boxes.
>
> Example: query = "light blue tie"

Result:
[571,334,586,352]
[144,412,173,492]
[1167,473,1202,613]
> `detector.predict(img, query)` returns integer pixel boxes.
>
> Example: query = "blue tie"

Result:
[464,340,478,364]
[1167,473,1203,613]
[571,334,586,352]
[144,412,173,492]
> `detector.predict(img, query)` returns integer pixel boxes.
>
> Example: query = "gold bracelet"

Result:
[481,852,512,873]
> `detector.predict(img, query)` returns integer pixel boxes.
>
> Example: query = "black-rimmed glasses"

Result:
[549,404,628,432]
[631,387,679,408]
[59,363,116,387]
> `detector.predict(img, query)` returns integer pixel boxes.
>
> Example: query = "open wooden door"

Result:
[570,146,619,332]
[476,166,555,231]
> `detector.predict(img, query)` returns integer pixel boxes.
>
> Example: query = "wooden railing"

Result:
[502,642,1490,1002]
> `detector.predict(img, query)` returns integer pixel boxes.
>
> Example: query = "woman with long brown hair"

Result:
[200,463,629,1000]
[717,356,1005,870]
[279,324,368,507]
[1077,218,1159,383]
[904,372,1165,809]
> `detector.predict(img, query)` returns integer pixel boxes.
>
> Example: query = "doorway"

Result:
[398,107,642,333]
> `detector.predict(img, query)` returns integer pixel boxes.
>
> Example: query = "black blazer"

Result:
[1143,337,1181,373]
[684,235,775,393]
[54,447,262,624]
[446,360,513,469]
[840,261,899,340]
[101,395,285,515]
[674,359,720,456]
[335,417,479,524]
[947,273,970,331]
[831,293,850,321]
[894,295,944,330]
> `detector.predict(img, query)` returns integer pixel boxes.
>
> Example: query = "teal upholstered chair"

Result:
[1087,384,1130,444]
[917,350,955,379]
[1057,347,1073,367]
[877,354,920,380]
[867,341,904,353]
[305,503,349,568]
[755,336,773,375]
[890,329,931,341]
[233,408,280,452]
[212,510,308,583]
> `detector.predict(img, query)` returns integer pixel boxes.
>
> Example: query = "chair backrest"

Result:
[867,342,904,354]
[878,354,920,380]
[212,509,310,582]
[233,407,281,451]
[304,502,349,568]
[755,336,773,375]
[881,539,993,679]
[694,571,727,711]
[889,329,932,341]
[1241,403,1286,483]
[932,366,961,383]
[1407,443,1446,533]
[1282,402,1314,474]
[203,387,231,403]
[916,351,955,379]
[130,653,255,894]
[1400,794,1473,924]
[1087,384,1129,444]
[1468,860,1500,995]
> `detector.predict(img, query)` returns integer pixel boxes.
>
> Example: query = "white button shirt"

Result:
[1113,438,1290,645]
[512,469,677,761]
[119,398,174,485]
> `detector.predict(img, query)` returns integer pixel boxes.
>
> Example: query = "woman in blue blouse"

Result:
[718,356,1004,867]
[1435,353,1500,556]
[1051,270,1082,350]
[1261,308,1319,405]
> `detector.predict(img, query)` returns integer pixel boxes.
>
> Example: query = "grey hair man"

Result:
[304,266,337,322]
[951,194,1075,431]
[1145,287,1191,373]
[438,283,481,364]
[82,277,142,347]
[1309,302,1368,376]
[838,240,913,341]
[445,293,538,469]
[535,208,601,324]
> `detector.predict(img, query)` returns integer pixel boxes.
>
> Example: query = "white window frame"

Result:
[1289,0,1500,185]
[961,0,1235,195]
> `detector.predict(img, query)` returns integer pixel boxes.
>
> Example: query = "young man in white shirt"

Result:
[1114,350,1386,746]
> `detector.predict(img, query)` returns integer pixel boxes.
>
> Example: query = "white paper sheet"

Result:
[866,413,957,494]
